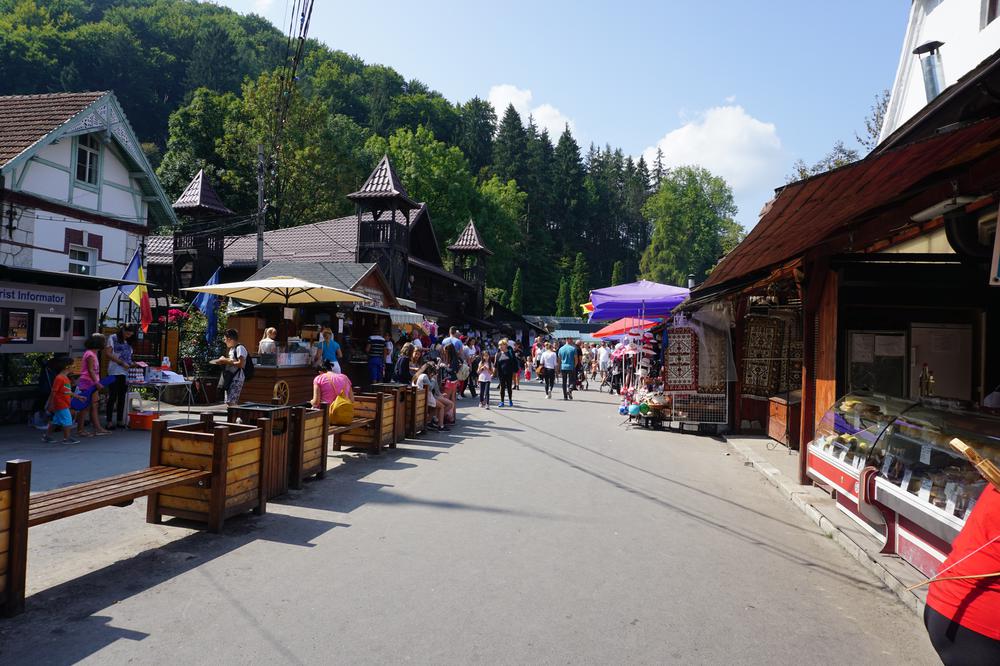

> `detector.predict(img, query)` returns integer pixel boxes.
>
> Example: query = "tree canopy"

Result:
[0,0,751,312]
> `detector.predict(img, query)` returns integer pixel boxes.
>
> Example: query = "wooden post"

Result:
[208,425,230,533]
[371,396,384,455]
[201,412,216,428]
[289,407,305,490]
[318,403,329,480]
[4,459,30,617]
[255,418,271,516]
[146,419,168,524]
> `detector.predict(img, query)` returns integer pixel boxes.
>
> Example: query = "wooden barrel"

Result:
[227,403,291,499]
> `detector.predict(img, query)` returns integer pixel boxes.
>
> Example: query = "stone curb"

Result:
[727,440,925,617]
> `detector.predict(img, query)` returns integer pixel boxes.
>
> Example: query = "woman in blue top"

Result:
[315,327,342,373]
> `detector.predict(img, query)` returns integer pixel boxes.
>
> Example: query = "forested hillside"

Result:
[1,0,742,312]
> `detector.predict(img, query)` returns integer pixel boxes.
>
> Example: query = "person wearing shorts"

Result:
[43,357,79,443]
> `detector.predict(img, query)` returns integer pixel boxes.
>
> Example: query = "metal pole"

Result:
[256,144,265,271]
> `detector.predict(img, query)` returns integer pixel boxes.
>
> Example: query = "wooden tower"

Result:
[447,219,492,318]
[348,155,418,298]
[171,169,232,293]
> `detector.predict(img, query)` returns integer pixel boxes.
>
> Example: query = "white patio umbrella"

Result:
[182,276,369,305]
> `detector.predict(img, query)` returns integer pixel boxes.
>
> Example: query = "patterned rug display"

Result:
[741,315,783,399]
[697,324,729,394]
[666,327,699,392]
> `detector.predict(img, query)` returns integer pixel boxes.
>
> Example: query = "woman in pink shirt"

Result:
[311,360,353,408]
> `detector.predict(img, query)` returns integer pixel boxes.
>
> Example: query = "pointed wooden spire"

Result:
[347,155,417,209]
[172,169,233,216]
[448,219,493,255]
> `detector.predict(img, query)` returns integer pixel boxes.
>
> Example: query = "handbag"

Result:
[328,381,355,426]
[456,363,471,381]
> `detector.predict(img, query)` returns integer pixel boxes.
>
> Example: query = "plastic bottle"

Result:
[161,355,170,371]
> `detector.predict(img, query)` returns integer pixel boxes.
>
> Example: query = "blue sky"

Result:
[217,1,910,227]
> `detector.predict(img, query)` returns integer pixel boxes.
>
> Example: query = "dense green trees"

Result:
[508,268,524,315]
[0,0,747,313]
[639,166,744,286]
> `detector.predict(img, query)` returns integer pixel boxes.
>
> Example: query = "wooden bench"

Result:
[329,417,375,453]
[0,418,270,617]
[28,466,211,527]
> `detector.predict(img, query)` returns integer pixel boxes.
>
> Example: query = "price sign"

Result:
[944,482,958,515]
[920,444,932,466]
[918,477,933,501]
[881,454,894,476]
[901,469,913,491]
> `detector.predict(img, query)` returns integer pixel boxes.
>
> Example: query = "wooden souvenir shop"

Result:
[688,113,1000,578]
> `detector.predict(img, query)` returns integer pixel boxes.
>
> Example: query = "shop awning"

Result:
[359,306,424,325]
[696,116,1000,296]
[0,265,149,291]
[549,329,601,343]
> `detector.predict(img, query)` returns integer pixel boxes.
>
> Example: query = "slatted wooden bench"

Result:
[0,418,271,617]
[329,417,376,453]
[28,466,211,527]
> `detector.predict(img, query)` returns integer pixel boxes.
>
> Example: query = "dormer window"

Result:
[75,134,100,185]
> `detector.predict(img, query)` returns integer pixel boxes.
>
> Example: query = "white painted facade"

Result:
[880,0,1000,142]
[0,92,175,353]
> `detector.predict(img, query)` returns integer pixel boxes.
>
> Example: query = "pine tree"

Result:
[569,252,589,318]
[611,260,624,286]
[457,96,496,177]
[653,147,665,188]
[551,126,584,240]
[556,276,570,316]
[492,104,528,186]
[509,267,524,314]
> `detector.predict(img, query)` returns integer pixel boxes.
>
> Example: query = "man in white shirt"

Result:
[540,342,558,398]
[598,343,612,380]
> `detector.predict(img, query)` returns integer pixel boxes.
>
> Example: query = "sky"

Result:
[215,0,910,228]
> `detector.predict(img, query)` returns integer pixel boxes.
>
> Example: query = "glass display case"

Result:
[811,392,915,470]
[867,405,1000,528]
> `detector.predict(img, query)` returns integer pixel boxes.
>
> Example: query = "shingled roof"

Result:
[173,169,233,215]
[148,206,437,266]
[0,91,106,167]
[347,155,418,209]
[447,219,492,255]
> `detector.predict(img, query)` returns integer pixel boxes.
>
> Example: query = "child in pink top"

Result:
[311,360,353,407]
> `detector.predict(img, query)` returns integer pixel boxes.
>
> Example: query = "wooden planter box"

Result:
[289,405,328,489]
[147,417,270,533]
[0,461,28,616]
[413,385,428,434]
[337,392,394,454]
[371,383,408,444]
[227,404,292,500]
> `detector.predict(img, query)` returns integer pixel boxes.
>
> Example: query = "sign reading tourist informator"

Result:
[0,285,67,306]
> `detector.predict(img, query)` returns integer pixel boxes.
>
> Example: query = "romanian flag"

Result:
[120,248,152,332]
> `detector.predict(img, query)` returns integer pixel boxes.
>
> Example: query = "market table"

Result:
[127,380,193,419]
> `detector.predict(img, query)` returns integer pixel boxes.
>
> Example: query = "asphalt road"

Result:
[0,381,939,664]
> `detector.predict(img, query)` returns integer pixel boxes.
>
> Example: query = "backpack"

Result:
[232,345,254,380]
[456,362,471,381]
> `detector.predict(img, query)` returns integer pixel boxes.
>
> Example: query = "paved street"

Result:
[0,382,938,664]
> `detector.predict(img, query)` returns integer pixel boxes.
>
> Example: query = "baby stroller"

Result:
[609,363,623,394]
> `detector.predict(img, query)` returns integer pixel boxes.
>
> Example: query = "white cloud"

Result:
[643,105,785,226]
[488,84,575,137]
[254,0,275,10]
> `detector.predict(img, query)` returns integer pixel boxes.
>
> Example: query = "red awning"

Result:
[593,317,658,338]
[697,117,1000,293]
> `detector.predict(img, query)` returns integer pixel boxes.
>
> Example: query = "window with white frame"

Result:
[75,133,100,185]
[68,244,96,276]
[36,314,65,341]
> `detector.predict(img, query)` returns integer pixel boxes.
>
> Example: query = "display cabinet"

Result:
[807,392,1000,577]
[806,392,913,527]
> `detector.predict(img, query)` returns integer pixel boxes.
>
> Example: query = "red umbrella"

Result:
[592,317,657,338]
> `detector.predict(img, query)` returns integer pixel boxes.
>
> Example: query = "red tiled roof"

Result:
[0,91,106,167]
[697,116,1000,292]
[447,219,492,254]
[173,169,233,215]
[347,154,417,208]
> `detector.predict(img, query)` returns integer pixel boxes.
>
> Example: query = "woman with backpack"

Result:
[217,328,249,406]
[311,359,354,423]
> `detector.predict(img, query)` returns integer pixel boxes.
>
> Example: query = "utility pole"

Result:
[256,144,265,271]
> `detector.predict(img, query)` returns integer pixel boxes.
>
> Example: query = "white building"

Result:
[0,91,175,356]
[880,0,1000,142]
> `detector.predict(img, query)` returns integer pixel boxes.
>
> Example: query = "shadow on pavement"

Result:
[0,512,345,663]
